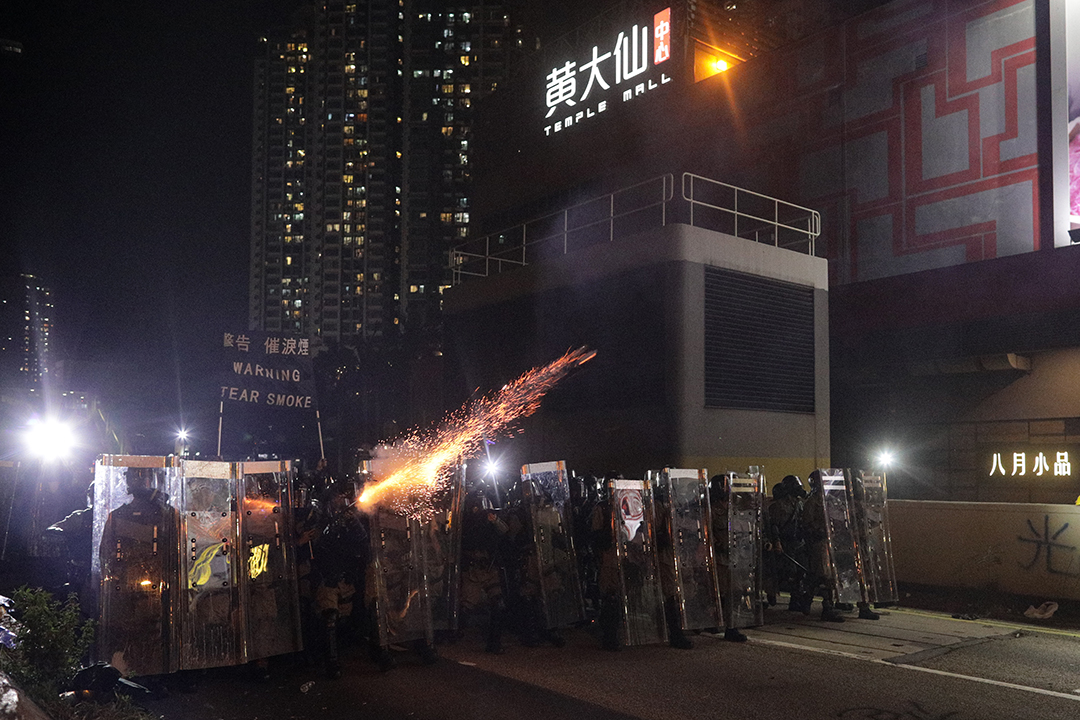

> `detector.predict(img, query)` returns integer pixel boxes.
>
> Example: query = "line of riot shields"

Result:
[92,455,303,676]
[813,468,899,608]
[90,456,898,677]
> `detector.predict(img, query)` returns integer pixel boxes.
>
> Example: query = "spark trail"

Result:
[357,346,595,519]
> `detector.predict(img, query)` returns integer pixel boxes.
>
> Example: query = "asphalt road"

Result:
[140,606,1080,720]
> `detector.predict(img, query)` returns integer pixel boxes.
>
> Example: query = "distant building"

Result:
[248,1,528,350]
[0,274,52,393]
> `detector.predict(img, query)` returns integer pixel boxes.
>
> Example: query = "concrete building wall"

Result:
[891,499,1080,600]
[444,222,828,480]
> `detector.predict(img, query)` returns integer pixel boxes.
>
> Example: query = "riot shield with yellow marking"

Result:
[238,460,303,661]
[176,460,243,670]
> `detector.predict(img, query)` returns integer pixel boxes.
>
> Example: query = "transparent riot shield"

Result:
[520,461,585,629]
[175,460,244,670]
[725,470,765,628]
[93,456,180,676]
[238,460,303,661]
[651,469,721,631]
[369,507,434,648]
[817,468,863,605]
[847,469,898,605]
[611,479,667,646]
[426,464,465,633]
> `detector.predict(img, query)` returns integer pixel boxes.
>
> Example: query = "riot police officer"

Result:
[801,471,845,622]
[97,467,179,676]
[460,490,509,653]
[311,479,369,678]
[46,481,96,618]
[767,475,809,613]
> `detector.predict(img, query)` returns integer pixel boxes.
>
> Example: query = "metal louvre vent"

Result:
[704,266,815,413]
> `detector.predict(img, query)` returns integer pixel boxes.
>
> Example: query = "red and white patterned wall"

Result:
[733,0,1038,285]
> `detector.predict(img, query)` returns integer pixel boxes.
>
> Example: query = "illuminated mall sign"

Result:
[986,448,1076,480]
[542,7,673,138]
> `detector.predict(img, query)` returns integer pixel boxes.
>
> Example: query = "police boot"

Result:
[322,609,342,679]
[724,627,748,642]
[664,597,693,649]
[417,640,439,666]
[485,604,505,654]
[857,602,880,620]
[820,598,845,623]
[599,593,621,651]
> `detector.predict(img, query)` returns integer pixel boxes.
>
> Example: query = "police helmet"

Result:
[781,474,806,498]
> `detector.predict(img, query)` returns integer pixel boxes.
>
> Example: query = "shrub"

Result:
[0,587,94,699]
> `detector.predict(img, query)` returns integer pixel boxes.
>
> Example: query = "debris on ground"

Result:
[1023,601,1059,619]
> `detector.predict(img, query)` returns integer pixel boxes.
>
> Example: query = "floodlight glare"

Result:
[877,449,895,468]
[484,459,500,476]
[177,429,189,441]
[23,418,77,462]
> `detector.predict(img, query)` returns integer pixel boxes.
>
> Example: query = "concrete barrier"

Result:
[890,500,1080,601]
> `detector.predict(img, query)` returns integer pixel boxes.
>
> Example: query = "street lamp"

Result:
[174,428,191,457]
[22,417,77,462]
[876,449,895,469]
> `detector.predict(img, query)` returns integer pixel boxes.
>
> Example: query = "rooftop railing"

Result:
[451,172,820,284]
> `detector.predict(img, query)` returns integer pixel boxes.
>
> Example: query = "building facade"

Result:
[453,0,1080,501]
[248,1,527,350]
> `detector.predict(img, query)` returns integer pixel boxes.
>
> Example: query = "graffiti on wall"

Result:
[1018,515,1080,576]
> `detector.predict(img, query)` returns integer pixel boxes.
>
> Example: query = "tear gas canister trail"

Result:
[357,347,595,519]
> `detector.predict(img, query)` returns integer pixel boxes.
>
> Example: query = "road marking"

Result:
[751,637,890,662]
[891,663,1080,702]
[752,636,1080,702]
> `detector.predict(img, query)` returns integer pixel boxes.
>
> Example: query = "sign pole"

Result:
[216,401,224,458]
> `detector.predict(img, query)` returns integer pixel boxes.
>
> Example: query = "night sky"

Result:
[1,1,299,452]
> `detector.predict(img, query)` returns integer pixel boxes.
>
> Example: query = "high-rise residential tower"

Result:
[248,1,526,351]
[0,274,52,392]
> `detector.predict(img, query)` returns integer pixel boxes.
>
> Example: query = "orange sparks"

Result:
[357,347,595,519]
